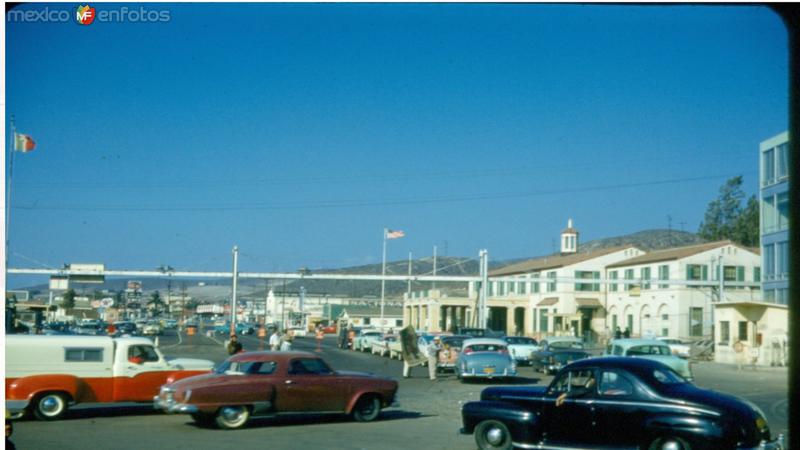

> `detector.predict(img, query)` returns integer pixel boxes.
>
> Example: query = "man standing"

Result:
[269,330,281,351]
[427,336,442,381]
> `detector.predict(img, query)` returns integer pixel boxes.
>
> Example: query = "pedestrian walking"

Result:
[614,327,622,340]
[623,327,631,339]
[269,330,281,351]
[280,330,294,351]
[226,335,243,355]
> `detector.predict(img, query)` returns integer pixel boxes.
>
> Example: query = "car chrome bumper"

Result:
[153,395,198,414]
[462,369,517,378]
[5,400,29,419]
[738,434,785,450]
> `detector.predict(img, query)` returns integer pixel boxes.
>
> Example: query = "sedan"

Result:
[502,336,539,365]
[530,336,588,374]
[455,338,517,382]
[657,337,692,359]
[461,357,784,450]
[606,338,693,380]
[155,351,398,429]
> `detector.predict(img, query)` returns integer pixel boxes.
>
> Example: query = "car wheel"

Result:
[647,436,692,450]
[33,392,69,421]
[215,405,250,430]
[475,419,512,450]
[352,396,381,422]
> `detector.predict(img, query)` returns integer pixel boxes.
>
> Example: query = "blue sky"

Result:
[5,4,788,288]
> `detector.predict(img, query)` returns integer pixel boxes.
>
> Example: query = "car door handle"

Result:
[285,380,294,385]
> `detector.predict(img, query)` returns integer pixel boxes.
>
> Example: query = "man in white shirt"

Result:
[269,331,281,351]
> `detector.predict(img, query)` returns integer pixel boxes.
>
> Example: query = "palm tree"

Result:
[148,291,166,317]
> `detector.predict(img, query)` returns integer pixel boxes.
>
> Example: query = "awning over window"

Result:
[575,298,603,308]
[537,297,559,307]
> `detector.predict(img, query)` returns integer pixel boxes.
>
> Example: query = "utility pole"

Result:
[478,249,489,329]
[407,252,412,298]
[180,282,186,325]
[167,277,172,319]
[281,278,286,331]
[230,246,239,338]
[432,245,438,291]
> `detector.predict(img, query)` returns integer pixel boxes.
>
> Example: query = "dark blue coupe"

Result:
[460,357,783,450]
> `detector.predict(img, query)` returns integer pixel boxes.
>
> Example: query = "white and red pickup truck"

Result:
[5,335,215,420]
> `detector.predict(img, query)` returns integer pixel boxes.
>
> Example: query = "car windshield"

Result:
[215,360,278,375]
[442,337,466,348]
[550,340,584,350]
[506,337,537,345]
[627,345,672,356]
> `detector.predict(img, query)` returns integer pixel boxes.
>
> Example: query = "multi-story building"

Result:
[402,220,646,339]
[487,220,645,341]
[759,131,789,304]
[712,131,790,367]
[606,241,761,340]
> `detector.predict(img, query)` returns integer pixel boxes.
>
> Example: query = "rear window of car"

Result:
[626,345,672,356]
[551,340,584,350]
[468,344,506,352]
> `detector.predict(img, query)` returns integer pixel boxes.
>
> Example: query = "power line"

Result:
[12,171,756,213]
[15,150,755,190]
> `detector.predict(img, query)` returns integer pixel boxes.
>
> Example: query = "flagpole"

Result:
[5,116,16,270]
[380,228,387,329]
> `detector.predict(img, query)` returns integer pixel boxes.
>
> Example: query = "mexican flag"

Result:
[14,133,36,152]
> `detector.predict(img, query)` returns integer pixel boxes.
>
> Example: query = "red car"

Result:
[154,351,399,429]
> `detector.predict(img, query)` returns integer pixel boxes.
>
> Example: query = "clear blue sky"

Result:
[5,3,788,288]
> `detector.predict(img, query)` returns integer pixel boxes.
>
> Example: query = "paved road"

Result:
[9,331,789,449]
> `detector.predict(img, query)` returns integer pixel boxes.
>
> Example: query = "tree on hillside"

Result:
[62,289,76,309]
[698,176,759,246]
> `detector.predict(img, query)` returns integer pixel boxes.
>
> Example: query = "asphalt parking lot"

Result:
[8,331,790,449]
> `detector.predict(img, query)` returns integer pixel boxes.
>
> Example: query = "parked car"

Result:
[155,351,399,429]
[455,338,517,382]
[456,327,492,338]
[530,336,589,374]
[371,334,398,357]
[461,357,784,450]
[657,337,692,358]
[287,326,307,338]
[113,321,138,336]
[605,338,693,381]
[437,335,468,372]
[143,321,164,336]
[502,336,539,365]
[353,329,383,352]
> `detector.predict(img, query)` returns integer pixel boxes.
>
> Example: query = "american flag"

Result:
[386,229,405,239]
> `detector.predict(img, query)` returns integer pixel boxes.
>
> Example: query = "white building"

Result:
[489,248,646,341]
[606,240,761,340]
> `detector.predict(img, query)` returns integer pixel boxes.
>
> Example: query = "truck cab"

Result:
[5,335,214,420]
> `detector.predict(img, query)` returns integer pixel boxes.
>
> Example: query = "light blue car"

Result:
[455,338,517,382]
[604,338,693,381]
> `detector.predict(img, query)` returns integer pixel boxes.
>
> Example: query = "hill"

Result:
[16,229,706,300]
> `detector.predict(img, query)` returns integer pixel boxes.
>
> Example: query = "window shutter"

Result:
[686,266,692,280]
[701,265,708,280]
[737,266,745,282]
